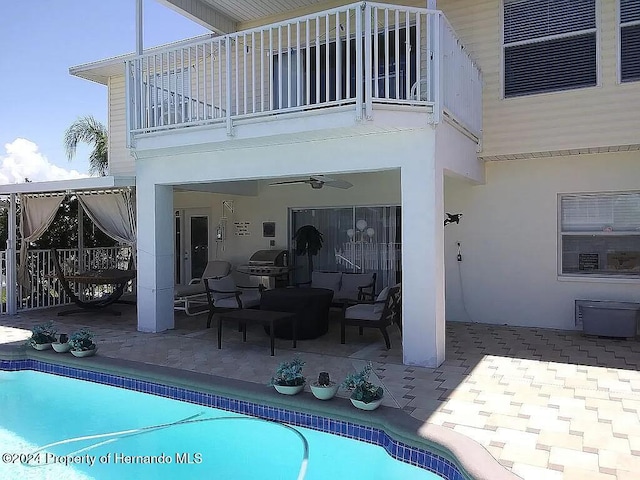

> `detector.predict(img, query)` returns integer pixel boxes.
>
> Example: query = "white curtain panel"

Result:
[77,190,137,266]
[18,194,66,288]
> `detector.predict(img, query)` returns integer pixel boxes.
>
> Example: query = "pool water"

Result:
[0,371,443,480]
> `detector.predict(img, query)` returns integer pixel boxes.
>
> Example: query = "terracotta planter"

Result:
[71,347,97,358]
[350,397,383,411]
[52,342,71,353]
[273,384,304,395]
[32,343,52,351]
[310,382,339,400]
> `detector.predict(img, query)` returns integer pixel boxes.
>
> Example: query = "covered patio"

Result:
[2,307,639,479]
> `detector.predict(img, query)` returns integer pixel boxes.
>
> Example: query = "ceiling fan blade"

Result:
[324,179,353,189]
[269,179,310,186]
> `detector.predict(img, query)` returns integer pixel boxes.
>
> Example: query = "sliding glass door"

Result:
[290,206,401,292]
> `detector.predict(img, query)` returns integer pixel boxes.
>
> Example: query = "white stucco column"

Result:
[401,158,446,367]
[136,183,174,332]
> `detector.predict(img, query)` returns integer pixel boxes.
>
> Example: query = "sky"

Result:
[0,0,209,182]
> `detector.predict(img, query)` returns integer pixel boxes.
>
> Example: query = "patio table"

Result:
[217,309,297,356]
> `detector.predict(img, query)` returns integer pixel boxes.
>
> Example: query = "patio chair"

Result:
[205,275,265,328]
[174,260,232,316]
[341,284,401,349]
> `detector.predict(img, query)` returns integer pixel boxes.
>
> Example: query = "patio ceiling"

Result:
[171,172,357,195]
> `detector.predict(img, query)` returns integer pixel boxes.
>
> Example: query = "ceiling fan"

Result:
[269,175,353,190]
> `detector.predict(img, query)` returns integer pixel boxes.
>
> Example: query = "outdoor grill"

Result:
[237,250,294,288]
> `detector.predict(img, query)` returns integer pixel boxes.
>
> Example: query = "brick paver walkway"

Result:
[2,307,640,479]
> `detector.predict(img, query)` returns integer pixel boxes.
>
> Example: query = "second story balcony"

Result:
[125,2,482,150]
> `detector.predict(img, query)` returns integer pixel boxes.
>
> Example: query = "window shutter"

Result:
[504,0,595,44]
[621,0,640,82]
[504,0,597,97]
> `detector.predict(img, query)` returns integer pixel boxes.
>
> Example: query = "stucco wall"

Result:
[444,151,640,330]
[173,170,401,268]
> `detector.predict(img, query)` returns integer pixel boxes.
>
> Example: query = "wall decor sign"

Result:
[234,221,251,236]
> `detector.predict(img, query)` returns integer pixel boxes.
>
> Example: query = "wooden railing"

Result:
[126,2,482,140]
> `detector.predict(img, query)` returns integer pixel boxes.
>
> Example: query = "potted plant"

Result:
[341,362,384,410]
[69,329,97,357]
[52,333,71,353]
[310,371,339,400]
[269,357,306,395]
[28,321,57,350]
[293,225,323,281]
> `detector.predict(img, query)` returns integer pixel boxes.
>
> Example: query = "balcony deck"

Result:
[125,2,482,150]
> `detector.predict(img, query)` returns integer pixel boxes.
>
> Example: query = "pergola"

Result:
[0,176,135,314]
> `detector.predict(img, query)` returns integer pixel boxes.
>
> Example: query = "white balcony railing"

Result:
[126,2,482,140]
[0,246,132,313]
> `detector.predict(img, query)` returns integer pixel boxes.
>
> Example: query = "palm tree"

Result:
[64,116,108,176]
[293,225,324,280]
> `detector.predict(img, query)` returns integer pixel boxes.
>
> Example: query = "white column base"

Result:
[136,183,174,332]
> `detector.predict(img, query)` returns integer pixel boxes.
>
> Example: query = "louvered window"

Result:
[560,192,640,277]
[503,0,597,98]
[621,0,640,82]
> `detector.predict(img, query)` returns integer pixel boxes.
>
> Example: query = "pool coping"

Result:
[0,345,520,480]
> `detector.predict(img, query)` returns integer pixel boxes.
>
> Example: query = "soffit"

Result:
[200,0,329,23]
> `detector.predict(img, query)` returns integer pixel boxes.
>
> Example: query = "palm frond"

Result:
[64,115,108,176]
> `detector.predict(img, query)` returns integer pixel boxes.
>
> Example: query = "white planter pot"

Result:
[32,343,52,351]
[310,382,339,400]
[274,384,304,395]
[71,347,97,358]
[350,397,383,411]
[52,342,71,353]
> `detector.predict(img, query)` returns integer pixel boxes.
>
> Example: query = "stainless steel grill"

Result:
[237,249,290,276]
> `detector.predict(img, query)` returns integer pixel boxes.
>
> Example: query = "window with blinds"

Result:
[560,192,640,276]
[621,0,640,82]
[503,0,597,98]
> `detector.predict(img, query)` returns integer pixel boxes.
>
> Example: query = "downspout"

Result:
[136,0,143,56]
[6,193,17,315]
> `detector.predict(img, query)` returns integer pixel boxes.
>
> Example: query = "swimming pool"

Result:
[0,367,454,479]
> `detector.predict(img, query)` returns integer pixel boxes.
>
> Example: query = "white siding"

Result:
[108,76,135,175]
[439,0,640,157]
[444,151,640,330]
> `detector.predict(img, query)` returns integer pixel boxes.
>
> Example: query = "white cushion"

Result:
[345,304,381,321]
[337,273,375,301]
[373,287,390,314]
[311,271,342,294]
[202,260,232,279]
[206,275,237,301]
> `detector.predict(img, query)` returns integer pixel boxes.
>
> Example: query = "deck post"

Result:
[6,193,17,315]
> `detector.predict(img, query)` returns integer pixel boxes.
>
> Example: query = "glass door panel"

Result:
[188,215,209,281]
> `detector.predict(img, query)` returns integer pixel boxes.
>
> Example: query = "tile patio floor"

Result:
[2,306,640,480]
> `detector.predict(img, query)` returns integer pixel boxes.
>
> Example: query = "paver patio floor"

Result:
[2,306,640,479]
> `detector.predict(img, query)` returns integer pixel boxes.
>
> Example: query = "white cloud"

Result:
[0,138,88,184]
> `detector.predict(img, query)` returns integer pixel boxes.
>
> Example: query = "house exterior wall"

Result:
[173,170,401,268]
[136,128,446,365]
[107,75,134,175]
[444,151,640,331]
[438,0,640,157]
